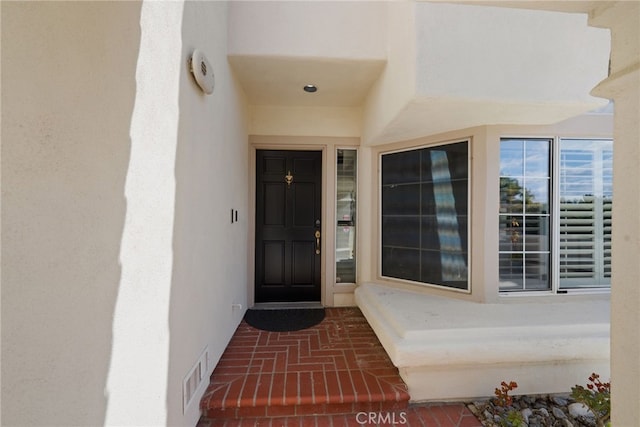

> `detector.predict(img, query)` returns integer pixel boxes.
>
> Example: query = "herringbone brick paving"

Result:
[198,307,481,426]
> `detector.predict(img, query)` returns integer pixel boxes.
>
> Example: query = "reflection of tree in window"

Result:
[499,138,551,292]
[500,177,543,244]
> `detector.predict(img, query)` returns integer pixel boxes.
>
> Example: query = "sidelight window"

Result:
[336,149,357,284]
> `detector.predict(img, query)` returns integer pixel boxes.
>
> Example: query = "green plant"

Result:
[500,410,525,427]
[494,381,525,427]
[571,373,611,427]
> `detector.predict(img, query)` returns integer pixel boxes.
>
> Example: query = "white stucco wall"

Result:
[362,1,417,145]
[2,2,143,425]
[363,2,611,145]
[2,1,248,426]
[415,3,609,103]
[250,106,362,138]
[168,1,249,425]
[228,1,386,60]
[104,1,183,424]
[589,2,640,423]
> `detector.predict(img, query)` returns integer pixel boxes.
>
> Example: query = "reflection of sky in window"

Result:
[500,139,549,177]
[500,139,550,213]
[560,140,613,200]
[501,138,613,203]
[500,140,523,176]
[525,140,549,177]
[562,139,613,152]
[602,150,613,197]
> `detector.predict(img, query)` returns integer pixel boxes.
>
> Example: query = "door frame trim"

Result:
[249,141,328,308]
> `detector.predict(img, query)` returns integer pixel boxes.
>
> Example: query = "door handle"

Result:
[315,230,321,254]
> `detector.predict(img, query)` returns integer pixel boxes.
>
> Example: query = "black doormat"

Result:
[244,308,326,332]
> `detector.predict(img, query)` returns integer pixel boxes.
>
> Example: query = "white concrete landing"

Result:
[355,282,610,402]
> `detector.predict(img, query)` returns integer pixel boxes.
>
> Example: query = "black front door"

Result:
[255,150,322,302]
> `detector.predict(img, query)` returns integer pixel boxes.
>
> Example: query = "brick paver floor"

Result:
[198,307,481,426]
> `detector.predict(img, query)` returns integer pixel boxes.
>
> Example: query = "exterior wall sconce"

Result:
[189,49,215,95]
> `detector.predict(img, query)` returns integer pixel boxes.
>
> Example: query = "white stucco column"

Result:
[589,2,640,424]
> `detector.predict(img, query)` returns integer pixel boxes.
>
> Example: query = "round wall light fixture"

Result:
[189,49,215,95]
[303,84,318,93]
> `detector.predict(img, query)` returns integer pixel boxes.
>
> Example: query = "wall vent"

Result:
[183,348,209,413]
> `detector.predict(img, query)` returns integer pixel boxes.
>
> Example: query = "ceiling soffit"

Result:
[228,55,386,108]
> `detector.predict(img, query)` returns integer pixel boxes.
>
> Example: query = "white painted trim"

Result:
[552,136,561,294]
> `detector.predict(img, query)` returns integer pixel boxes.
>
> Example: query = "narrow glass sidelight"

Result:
[336,149,357,283]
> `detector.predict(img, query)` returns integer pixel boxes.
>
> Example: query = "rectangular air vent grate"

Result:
[183,348,208,413]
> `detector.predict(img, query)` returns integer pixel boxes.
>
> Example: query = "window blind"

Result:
[559,141,612,288]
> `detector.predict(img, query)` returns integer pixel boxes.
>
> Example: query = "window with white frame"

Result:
[558,139,613,289]
[499,138,613,293]
[336,149,357,284]
[499,139,551,291]
[380,141,469,291]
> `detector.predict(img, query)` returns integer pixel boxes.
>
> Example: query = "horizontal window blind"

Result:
[559,140,612,289]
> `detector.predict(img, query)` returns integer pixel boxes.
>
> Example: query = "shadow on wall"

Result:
[1,2,142,426]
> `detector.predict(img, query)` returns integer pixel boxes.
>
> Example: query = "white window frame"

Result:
[498,137,553,294]
[499,136,613,296]
[554,137,613,295]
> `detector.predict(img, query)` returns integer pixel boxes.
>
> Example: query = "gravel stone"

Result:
[553,396,570,406]
[534,400,548,410]
[529,416,543,427]
[553,406,568,419]
[473,401,486,409]
[468,394,597,427]
[568,403,593,419]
